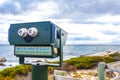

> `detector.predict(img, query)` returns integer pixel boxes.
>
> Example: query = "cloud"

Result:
[58,23,120,44]
[0,24,9,44]
[71,36,97,41]
[67,34,97,41]
[0,0,120,44]
[111,36,120,44]
[53,0,120,22]
[0,0,59,16]
[101,31,120,35]
[1,0,120,24]
[0,0,42,14]
[0,0,59,24]
[0,0,6,4]
[86,15,120,24]
[0,0,22,14]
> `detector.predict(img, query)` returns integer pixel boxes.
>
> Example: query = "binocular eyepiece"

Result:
[18,27,38,38]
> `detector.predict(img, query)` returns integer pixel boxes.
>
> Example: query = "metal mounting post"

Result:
[32,65,48,80]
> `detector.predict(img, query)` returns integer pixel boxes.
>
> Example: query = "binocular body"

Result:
[8,21,67,58]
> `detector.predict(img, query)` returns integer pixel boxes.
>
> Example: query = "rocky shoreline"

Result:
[0,57,7,66]
[87,50,120,56]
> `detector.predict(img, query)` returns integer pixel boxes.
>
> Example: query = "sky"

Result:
[1,0,120,45]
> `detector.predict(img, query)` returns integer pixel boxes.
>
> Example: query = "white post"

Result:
[98,62,106,80]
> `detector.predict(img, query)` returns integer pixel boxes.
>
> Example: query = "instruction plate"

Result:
[15,46,52,56]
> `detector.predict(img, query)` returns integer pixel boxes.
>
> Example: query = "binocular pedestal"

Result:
[8,21,68,80]
[32,65,48,80]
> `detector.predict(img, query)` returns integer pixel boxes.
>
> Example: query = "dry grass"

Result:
[48,75,54,80]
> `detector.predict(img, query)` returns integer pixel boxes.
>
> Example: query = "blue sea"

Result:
[0,44,120,69]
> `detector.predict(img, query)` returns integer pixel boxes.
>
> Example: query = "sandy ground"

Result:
[53,51,120,80]
[53,68,119,80]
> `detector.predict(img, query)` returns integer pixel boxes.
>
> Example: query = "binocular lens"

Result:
[18,28,28,37]
[18,27,38,37]
[28,27,38,37]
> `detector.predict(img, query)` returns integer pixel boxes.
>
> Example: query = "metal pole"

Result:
[98,62,106,80]
[32,65,48,80]
[60,29,63,67]
[19,57,24,64]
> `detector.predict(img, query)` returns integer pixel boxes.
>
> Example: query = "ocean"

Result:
[0,44,120,69]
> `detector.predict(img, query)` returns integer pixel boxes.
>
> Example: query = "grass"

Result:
[0,52,120,80]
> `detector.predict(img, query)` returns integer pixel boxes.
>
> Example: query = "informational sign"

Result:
[15,46,52,56]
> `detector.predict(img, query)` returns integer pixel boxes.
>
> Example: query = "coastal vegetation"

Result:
[0,65,31,80]
[0,52,120,80]
[65,56,114,69]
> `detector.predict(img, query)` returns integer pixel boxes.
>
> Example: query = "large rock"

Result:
[106,70,116,78]
[0,62,5,66]
[0,57,7,62]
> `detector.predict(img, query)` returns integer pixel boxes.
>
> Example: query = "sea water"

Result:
[0,44,120,69]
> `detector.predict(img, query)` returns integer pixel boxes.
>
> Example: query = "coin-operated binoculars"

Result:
[8,21,68,80]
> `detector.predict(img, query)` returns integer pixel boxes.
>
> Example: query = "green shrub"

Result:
[0,75,14,80]
[109,52,120,61]
[109,52,120,56]
[65,56,115,69]
[0,65,31,78]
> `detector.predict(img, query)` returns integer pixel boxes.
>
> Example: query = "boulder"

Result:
[106,70,116,78]
[0,57,7,62]
[0,62,5,66]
